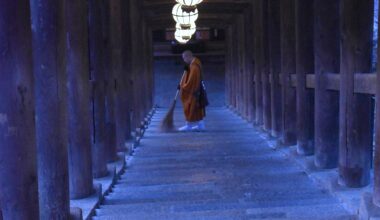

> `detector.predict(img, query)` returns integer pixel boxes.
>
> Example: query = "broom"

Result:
[160,89,180,132]
[160,71,186,132]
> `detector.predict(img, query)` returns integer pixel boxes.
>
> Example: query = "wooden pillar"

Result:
[235,18,241,113]
[66,0,94,199]
[234,23,239,112]
[141,23,149,117]
[295,0,315,155]
[109,0,129,153]
[280,0,297,146]
[314,0,340,168]
[142,24,148,116]
[103,0,118,162]
[339,0,373,187]
[88,0,109,178]
[234,16,243,115]
[253,1,263,126]
[143,25,153,112]
[243,11,249,119]
[268,0,282,138]
[121,0,133,140]
[244,7,255,122]
[30,0,70,218]
[237,14,247,118]
[225,26,233,108]
[228,26,238,109]
[257,0,271,131]
[0,1,39,219]
[243,9,252,120]
[129,0,142,128]
[262,12,272,133]
[238,18,244,115]
[374,0,380,206]
[147,28,154,110]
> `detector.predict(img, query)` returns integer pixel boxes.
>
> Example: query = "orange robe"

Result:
[180,58,205,122]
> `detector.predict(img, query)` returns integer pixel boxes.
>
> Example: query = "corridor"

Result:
[94,108,352,220]
[3,0,380,219]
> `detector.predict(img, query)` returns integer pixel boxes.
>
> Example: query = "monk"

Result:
[178,50,206,132]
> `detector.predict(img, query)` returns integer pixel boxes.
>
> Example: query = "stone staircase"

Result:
[93,107,356,220]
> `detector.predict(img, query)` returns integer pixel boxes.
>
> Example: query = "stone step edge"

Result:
[228,107,361,219]
[83,107,157,220]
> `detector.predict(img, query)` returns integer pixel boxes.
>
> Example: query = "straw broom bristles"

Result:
[160,71,185,132]
[160,97,178,132]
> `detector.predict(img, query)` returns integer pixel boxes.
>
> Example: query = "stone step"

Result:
[94,108,353,219]
[102,190,340,207]
[97,199,345,215]
[94,203,355,220]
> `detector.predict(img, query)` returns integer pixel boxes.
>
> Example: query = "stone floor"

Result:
[94,107,355,220]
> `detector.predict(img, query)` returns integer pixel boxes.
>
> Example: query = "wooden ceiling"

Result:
[143,0,252,29]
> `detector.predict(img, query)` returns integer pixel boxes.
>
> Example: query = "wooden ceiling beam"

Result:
[143,0,252,7]
[146,13,236,29]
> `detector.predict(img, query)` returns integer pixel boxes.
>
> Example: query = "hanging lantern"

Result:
[175,29,191,44]
[175,29,192,40]
[175,0,203,7]
[175,35,190,44]
[176,22,196,37]
[172,3,199,29]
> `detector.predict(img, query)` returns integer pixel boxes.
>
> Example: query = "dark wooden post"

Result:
[230,24,235,110]
[30,0,70,218]
[129,0,142,128]
[228,25,238,109]
[374,0,380,206]
[260,0,272,132]
[103,0,118,162]
[143,25,152,113]
[256,0,271,131]
[268,0,282,138]
[243,7,255,122]
[66,0,94,199]
[242,10,249,119]
[141,23,149,117]
[110,0,129,153]
[233,15,242,116]
[295,0,315,155]
[339,0,373,187]
[314,0,340,168]
[225,26,233,108]
[121,0,133,140]
[253,1,263,126]
[237,14,247,118]
[147,27,154,111]
[280,0,297,145]
[0,1,39,219]
[230,21,236,111]
[88,0,109,178]
[235,19,241,113]
[234,22,239,112]
[244,9,253,120]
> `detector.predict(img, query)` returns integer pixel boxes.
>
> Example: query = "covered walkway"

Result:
[94,108,352,220]
[2,0,380,220]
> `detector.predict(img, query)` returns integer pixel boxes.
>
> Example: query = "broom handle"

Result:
[174,90,180,101]
[174,71,187,101]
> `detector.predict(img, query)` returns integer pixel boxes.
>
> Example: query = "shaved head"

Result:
[183,50,193,57]
[182,50,194,64]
